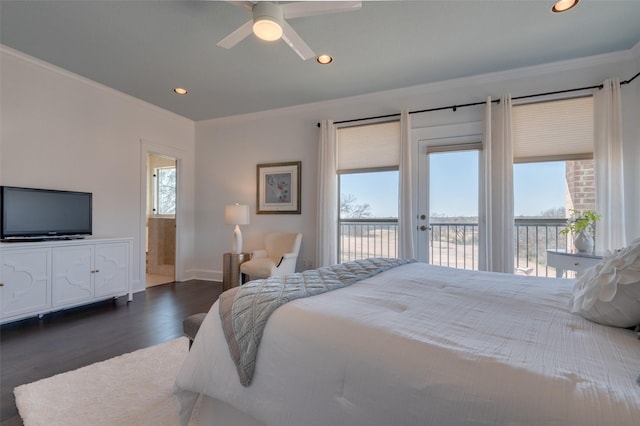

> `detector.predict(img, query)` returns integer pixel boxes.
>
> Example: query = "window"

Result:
[337,121,400,262]
[512,96,594,276]
[339,170,399,262]
[152,166,176,216]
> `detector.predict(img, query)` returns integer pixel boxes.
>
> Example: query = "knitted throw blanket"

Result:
[219,257,416,386]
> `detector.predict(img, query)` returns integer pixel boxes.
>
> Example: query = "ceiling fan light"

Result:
[253,18,282,41]
[252,2,284,41]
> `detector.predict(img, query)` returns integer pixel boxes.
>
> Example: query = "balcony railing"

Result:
[339,218,570,277]
[339,219,398,263]
[514,218,569,277]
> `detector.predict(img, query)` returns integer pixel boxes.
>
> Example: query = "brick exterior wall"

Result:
[565,159,595,215]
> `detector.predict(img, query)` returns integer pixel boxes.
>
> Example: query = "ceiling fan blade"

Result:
[281,20,315,60]
[282,1,362,19]
[217,19,253,49]
[237,1,255,12]
[221,1,254,12]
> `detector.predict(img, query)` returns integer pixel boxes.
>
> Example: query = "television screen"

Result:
[1,186,92,240]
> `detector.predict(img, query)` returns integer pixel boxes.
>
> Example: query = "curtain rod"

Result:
[316,70,639,128]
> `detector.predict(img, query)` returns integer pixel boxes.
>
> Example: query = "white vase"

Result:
[574,230,594,253]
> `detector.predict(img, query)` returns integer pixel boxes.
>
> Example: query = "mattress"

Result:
[175,262,640,425]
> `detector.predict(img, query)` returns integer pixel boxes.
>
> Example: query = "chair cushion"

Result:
[183,313,207,340]
[240,257,277,279]
[264,233,301,263]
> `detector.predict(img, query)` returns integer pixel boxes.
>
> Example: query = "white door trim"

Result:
[139,139,186,288]
[413,122,483,262]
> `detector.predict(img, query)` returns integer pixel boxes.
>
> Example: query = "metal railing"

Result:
[339,219,398,262]
[514,218,569,277]
[339,218,569,277]
[429,222,479,271]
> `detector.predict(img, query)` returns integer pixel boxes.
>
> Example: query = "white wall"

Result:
[194,46,640,279]
[193,115,318,280]
[0,46,196,293]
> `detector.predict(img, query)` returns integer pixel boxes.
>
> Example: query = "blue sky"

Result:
[513,162,566,217]
[340,171,398,218]
[340,154,566,218]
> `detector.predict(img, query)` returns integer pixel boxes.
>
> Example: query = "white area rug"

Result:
[14,337,193,426]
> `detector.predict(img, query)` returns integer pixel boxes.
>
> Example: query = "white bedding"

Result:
[175,262,640,425]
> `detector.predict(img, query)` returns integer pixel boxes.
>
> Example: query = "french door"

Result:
[415,123,482,270]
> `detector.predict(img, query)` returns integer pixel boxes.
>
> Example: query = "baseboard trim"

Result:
[185,268,222,283]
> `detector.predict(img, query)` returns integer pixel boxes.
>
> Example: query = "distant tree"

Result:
[539,206,566,218]
[340,194,372,219]
[156,167,176,215]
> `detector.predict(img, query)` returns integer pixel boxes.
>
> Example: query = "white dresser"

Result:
[0,237,132,324]
[546,249,603,278]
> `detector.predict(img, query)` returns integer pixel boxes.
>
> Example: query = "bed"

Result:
[174,257,640,426]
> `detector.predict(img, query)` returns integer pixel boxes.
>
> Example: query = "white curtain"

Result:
[479,97,493,271]
[594,78,626,251]
[316,120,338,267]
[398,109,415,259]
[480,95,514,273]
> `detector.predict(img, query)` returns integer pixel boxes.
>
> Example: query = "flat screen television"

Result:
[1,186,92,240]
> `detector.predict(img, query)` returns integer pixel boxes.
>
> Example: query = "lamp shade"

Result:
[225,204,250,225]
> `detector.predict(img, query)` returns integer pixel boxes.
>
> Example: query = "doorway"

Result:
[420,149,480,269]
[145,153,177,287]
[415,122,483,269]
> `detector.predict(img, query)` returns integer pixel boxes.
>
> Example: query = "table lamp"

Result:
[225,204,250,254]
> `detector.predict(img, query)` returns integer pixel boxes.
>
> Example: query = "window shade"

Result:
[337,121,400,172]
[512,96,593,163]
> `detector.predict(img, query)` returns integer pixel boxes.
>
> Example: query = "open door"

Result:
[145,153,177,287]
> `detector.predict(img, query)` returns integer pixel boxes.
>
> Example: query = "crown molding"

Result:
[200,46,637,127]
[1,44,193,124]
[328,48,635,106]
[630,39,640,61]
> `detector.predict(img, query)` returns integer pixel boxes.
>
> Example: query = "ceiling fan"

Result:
[217,1,362,60]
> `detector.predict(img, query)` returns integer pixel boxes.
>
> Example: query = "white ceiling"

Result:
[2,1,640,121]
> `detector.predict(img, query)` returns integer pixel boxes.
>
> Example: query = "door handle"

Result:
[419,225,430,231]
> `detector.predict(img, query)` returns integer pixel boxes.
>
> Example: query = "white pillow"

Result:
[569,238,640,328]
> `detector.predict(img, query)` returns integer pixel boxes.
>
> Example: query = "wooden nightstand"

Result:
[546,249,603,278]
[222,252,250,291]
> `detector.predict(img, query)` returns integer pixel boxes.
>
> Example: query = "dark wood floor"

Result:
[0,280,222,424]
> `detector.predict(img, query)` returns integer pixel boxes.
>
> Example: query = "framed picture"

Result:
[256,161,301,214]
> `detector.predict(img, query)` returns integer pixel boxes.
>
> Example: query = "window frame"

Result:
[511,95,596,277]
[152,165,177,218]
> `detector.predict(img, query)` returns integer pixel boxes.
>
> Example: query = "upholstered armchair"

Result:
[240,232,302,281]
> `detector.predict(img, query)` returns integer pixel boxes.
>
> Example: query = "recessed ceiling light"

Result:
[173,87,188,95]
[552,0,579,13]
[316,54,333,65]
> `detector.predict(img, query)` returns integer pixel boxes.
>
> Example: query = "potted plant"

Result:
[560,209,601,253]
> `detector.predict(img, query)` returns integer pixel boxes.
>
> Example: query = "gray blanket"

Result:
[219,257,416,386]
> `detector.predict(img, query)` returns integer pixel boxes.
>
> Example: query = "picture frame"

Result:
[256,161,301,214]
